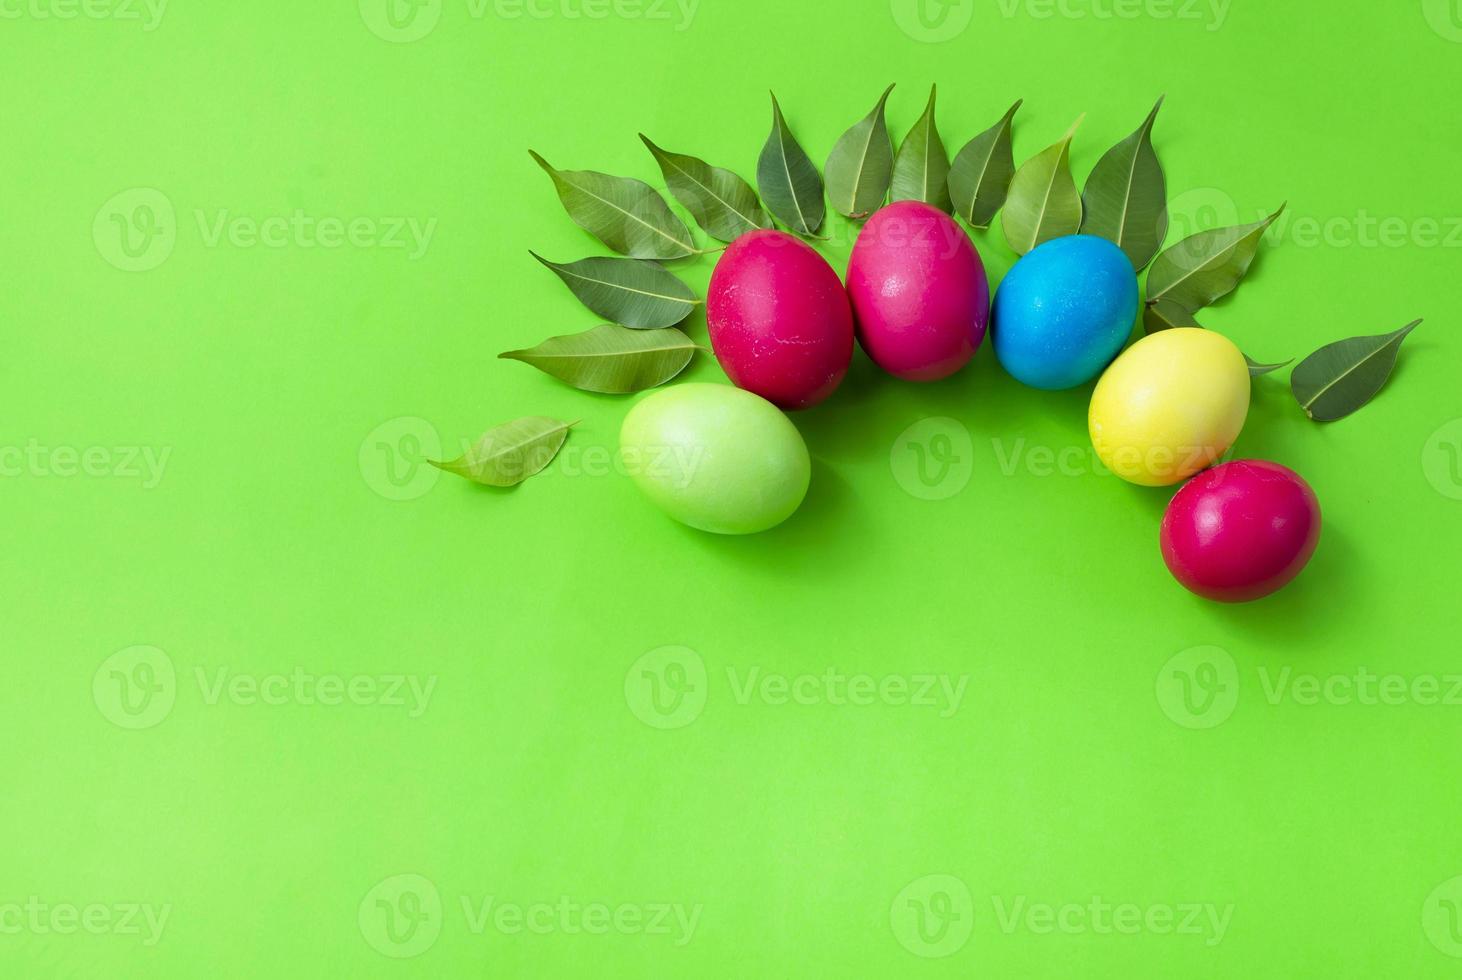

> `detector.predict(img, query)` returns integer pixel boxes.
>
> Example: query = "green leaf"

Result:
[1002,118,1084,256]
[756,93,826,236]
[530,252,696,329]
[529,150,696,260]
[825,84,895,220]
[948,99,1021,229]
[1290,319,1421,422]
[1146,205,1285,311]
[639,135,771,243]
[1245,355,1292,378]
[1081,96,1168,271]
[501,324,702,394]
[890,85,951,212]
[431,417,575,487]
[1143,298,1201,333]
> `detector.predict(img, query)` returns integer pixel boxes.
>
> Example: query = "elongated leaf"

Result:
[1002,119,1084,256]
[756,92,825,236]
[825,84,895,220]
[531,252,696,329]
[529,150,696,260]
[948,99,1021,228]
[1081,97,1167,271]
[639,135,770,243]
[1246,355,1292,377]
[501,324,701,394]
[1147,205,1285,311]
[1143,298,1201,333]
[1290,320,1421,421]
[891,85,951,212]
[432,417,574,487]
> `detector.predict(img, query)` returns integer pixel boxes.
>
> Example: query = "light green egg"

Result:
[619,383,811,535]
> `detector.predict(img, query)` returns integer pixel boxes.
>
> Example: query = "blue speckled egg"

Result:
[992,235,1139,390]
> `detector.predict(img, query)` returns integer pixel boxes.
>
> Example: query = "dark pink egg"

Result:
[706,229,854,411]
[846,201,989,382]
[1161,460,1322,603]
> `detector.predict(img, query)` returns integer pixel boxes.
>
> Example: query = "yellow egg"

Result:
[1089,328,1250,486]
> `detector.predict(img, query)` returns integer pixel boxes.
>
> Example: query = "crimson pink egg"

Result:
[706,229,854,411]
[846,200,989,382]
[1161,460,1322,603]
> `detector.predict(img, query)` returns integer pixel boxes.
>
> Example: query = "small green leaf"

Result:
[825,84,895,220]
[501,324,702,394]
[891,85,951,212]
[1002,118,1084,256]
[639,135,771,243]
[756,93,825,236]
[531,252,696,329]
[1143,298,1201,333]
[948,99,1021,229]
[1081,96,1168,271]
[1245,355,1292,378]
[1290,320,1421,422]
[529,150,696,260]
[1146,205,1285,312]
[432,417,575,487]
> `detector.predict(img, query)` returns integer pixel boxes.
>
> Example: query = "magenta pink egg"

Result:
[846,201,989,382]
[706,229,855,411]
[1161,460,1322,603]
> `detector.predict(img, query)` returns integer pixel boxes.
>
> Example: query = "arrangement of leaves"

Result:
[435,88,1428,488]
[1081,97,1167,271]
[948,100,1020,229]
[825,85,896,220]
[528,151,699,259]
[531,252,697,329]
[1291,320,1421,421]
[502,325,703,394]
[1002,117,1083,256]
[431,417,576,487]
[640,135,771,242]
[891,86,951,212]
[757,93,825,236]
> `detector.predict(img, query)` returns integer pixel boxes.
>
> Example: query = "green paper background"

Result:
[5,1,1461,975]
